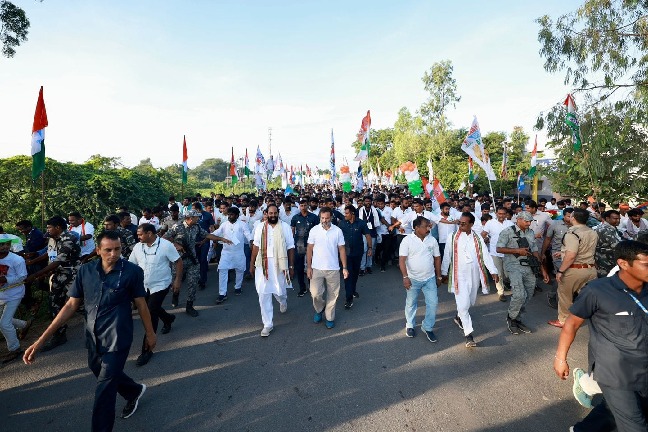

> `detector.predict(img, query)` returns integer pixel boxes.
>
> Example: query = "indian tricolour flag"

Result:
[353,110,371,161]
[528,135,537,178]
[564,93,582,151]
[182,136,188,184]
[230,147,238,184]
[31,86,48,179]
[244,148,251,177]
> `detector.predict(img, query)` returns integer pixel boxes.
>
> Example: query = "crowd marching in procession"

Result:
[1,184,647,431]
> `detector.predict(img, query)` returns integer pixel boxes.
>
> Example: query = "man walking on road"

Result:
[291,199,319,297]
[250,204,295,337]
[24,231,157,432]
[307,207,348,329]
[442,212,499,347]
[548,208,598,328]
[129,223,183,366]
[554,240,648,432]
[339,204,372,309]
[482,206,513,302]
[497,211,550,335]
[399,216,441,343]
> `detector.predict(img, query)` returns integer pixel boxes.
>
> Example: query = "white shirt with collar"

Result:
[129,238,180,294]
[399,233,440,281]
[307,224,345,271]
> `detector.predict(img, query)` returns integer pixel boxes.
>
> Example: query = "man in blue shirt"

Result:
[24,231,157,431]
[339,204,372,309]
[291,199,320,297]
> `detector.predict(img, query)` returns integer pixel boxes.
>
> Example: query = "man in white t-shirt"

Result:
[399,216,441,343]
[306,207,348,329]
[0,238,29,364]
[437,202,459,259]
[138,208,160,231]
[482,207,514,302]
[68,211,95,262]
[129,223,182,366]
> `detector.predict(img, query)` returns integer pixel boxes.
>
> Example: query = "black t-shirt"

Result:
[570,274,648,391]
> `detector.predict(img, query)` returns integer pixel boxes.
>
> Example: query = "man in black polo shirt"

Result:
[24,231,156,432]
[291,199,319,297]
[554,240,648,431]
[339,204,372,309]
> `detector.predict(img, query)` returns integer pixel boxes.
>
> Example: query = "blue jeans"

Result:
[405,277,438,331]
[0,298,22,351]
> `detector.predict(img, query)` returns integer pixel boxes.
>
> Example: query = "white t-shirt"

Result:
[401,211,441,233]
[0,251,27,302]
[482,218,514,257]
[70,222,95,256]
[307,224,345,271]
[376,207,392,235]
[279,206,299,225]
[437,214,458,244]
[129,238,180,294]
[391,207,413,234]
[139,216,160,230]
[399,233,440,281]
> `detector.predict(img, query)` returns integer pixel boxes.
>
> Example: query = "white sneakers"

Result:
[261,327,273,337]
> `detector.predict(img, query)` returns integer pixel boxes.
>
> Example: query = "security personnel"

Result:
[290,199,319,297]
[338,204,372,309]
[163,210,231,317]
[24,230,156,431]
[548,208,598,328]
[594,210,623,277]
[497,211,550,335]
[24,216,81,351]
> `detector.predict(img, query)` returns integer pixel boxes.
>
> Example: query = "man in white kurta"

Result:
[214,207,252,302]
[250,205,295,337]
[441,212,499,347]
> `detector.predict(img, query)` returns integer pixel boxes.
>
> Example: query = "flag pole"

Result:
[41,171,45,229]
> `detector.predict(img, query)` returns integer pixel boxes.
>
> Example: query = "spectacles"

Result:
[458,222,471,226]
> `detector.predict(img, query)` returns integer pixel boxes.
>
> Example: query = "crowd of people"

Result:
[1,184,647,431]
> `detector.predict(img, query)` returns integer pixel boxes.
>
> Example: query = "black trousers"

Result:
[600,384,648,432]
[141,287,172,353]
[344,254,362,302]
[573,397,617,432]
[294,253,307,291]
[87,347,141,432]
[376,234,392,269]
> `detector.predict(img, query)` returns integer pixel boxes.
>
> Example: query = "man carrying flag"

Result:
[31,86,48,180]
[230,147,238,184]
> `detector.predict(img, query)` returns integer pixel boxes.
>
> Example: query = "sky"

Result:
[0,1,580,170]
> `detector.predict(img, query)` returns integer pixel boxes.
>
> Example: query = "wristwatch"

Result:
[403,276,409,279]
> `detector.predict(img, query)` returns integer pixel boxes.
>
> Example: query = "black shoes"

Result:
[41,332,67,352]
[161,315,176,334]
[359,270,365,277]
[122,384,147,418]
[453,316,464,331]
[216,295,227,304]
[235,289,242,296]
[516,320,532,334]
[344,301,354,309]
[185,301,199,317]
[136,351,153,367]
[498,294,507,302]
[297,289,307,297]
[2,349,23,364]
[366,268,373,274]
[507,316,520,335]
[465,334,477,348]
[353,292,359,299]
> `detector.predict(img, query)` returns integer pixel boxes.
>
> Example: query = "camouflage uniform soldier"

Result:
[24,216,81,351]
[497,211,550,335]
[594,210,623,277]
[163,210,231,317]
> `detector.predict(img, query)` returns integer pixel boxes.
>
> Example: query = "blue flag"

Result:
[517,172,525,192]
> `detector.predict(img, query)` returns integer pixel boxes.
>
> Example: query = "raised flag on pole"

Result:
[244,148,251,177]
[355,165,364,191]
[468,157,474,183]
[461,116,496,180]
[330,129,336,184]
[564,94,582,152]
[528,135,538,178]
[182,136,188,185]
[517,172,525,192]
[31,86,48,179]
[426,159,434,179]
[255,146,266,175]
[432,178,447,204]
[230,147,238,184]
[500,143,508,180]
[273,153,283,178]
[353,110,371,161]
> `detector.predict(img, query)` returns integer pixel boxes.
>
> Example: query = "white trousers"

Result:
[258,293,287,328]
[219,269,244,295]
[453,278,480,336]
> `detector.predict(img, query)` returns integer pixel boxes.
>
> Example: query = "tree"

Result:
[191,158,228,183]
[536,1,648,202]
[537,0,648,104]
[0,0,35,58]
[419,60,461,134]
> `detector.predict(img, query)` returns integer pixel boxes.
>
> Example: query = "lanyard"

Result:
[623,288,648,316]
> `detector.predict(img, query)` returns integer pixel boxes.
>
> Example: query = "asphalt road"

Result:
[0,263,590,432]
